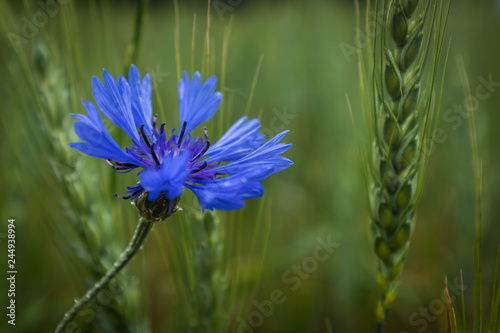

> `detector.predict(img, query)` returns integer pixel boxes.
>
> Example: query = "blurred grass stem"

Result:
[123,0,149,74]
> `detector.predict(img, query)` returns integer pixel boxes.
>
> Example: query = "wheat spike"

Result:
[366,0,450,330]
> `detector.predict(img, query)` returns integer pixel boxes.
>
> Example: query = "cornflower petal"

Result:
[185,168,271,211]
[214,130,293,175]
[178,71,222,135]
[69,100,145,167]
[92,69,142,146]
[205,116,265,162]
[128,65,154,139]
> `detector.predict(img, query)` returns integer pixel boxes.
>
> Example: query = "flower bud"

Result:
[133,192,181,221]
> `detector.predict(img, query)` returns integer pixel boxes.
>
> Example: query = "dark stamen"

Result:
[191,161,208,174]
[106,159,138,172]
[178,121,187,146]
[159,122,166,134]
[201,140,211,155]
[150,143,160,166]
[131,189,144,198]
[192,140,211,162]
[114,161,136,167]
[114,193,131,200]
[140,124,151,148]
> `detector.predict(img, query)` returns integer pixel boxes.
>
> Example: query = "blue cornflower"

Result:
[70,65,292,219]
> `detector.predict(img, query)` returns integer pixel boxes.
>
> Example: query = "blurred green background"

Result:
[0,0,499,332]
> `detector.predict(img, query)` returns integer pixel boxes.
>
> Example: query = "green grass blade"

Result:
[244,54,264,117]
[457,56,482,333]
[489,245,500,332]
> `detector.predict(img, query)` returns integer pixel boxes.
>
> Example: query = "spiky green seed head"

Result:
[388,258,406,280]
[375,237,393,265]
[377,272,388,293]
[383,285,399,308]
[402,0,419,17]
[385,62,402,101]
[401,32,423,71]
[368,0,449,328]
[379,204,395,229]
[390,223,411,251]
[376,302,386,321]
[384,116,400,145]
[391,5,408,46]
[398,139,417,169]
[401,84,420,119]
[395,184,412,209]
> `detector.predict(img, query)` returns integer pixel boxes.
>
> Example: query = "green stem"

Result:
[123,0,149,74]
[55,217,155,333]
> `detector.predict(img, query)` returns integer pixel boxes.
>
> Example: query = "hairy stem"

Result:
[55,217,154,333]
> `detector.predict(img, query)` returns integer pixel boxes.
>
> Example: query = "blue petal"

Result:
[69,100,146,166]
[178,71,222,135]
[125,184,146,200]
[140,151,191,201]
[128,65,154,139]
[214,130,293,175]
[92,69,142,146]
[205,117,265,162]
[186,168,271,211]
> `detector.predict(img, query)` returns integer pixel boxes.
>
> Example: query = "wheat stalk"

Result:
[185,211,228,333]
[362,0,450,331]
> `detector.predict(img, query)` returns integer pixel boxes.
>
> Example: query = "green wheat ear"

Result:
[357,0,450,330]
